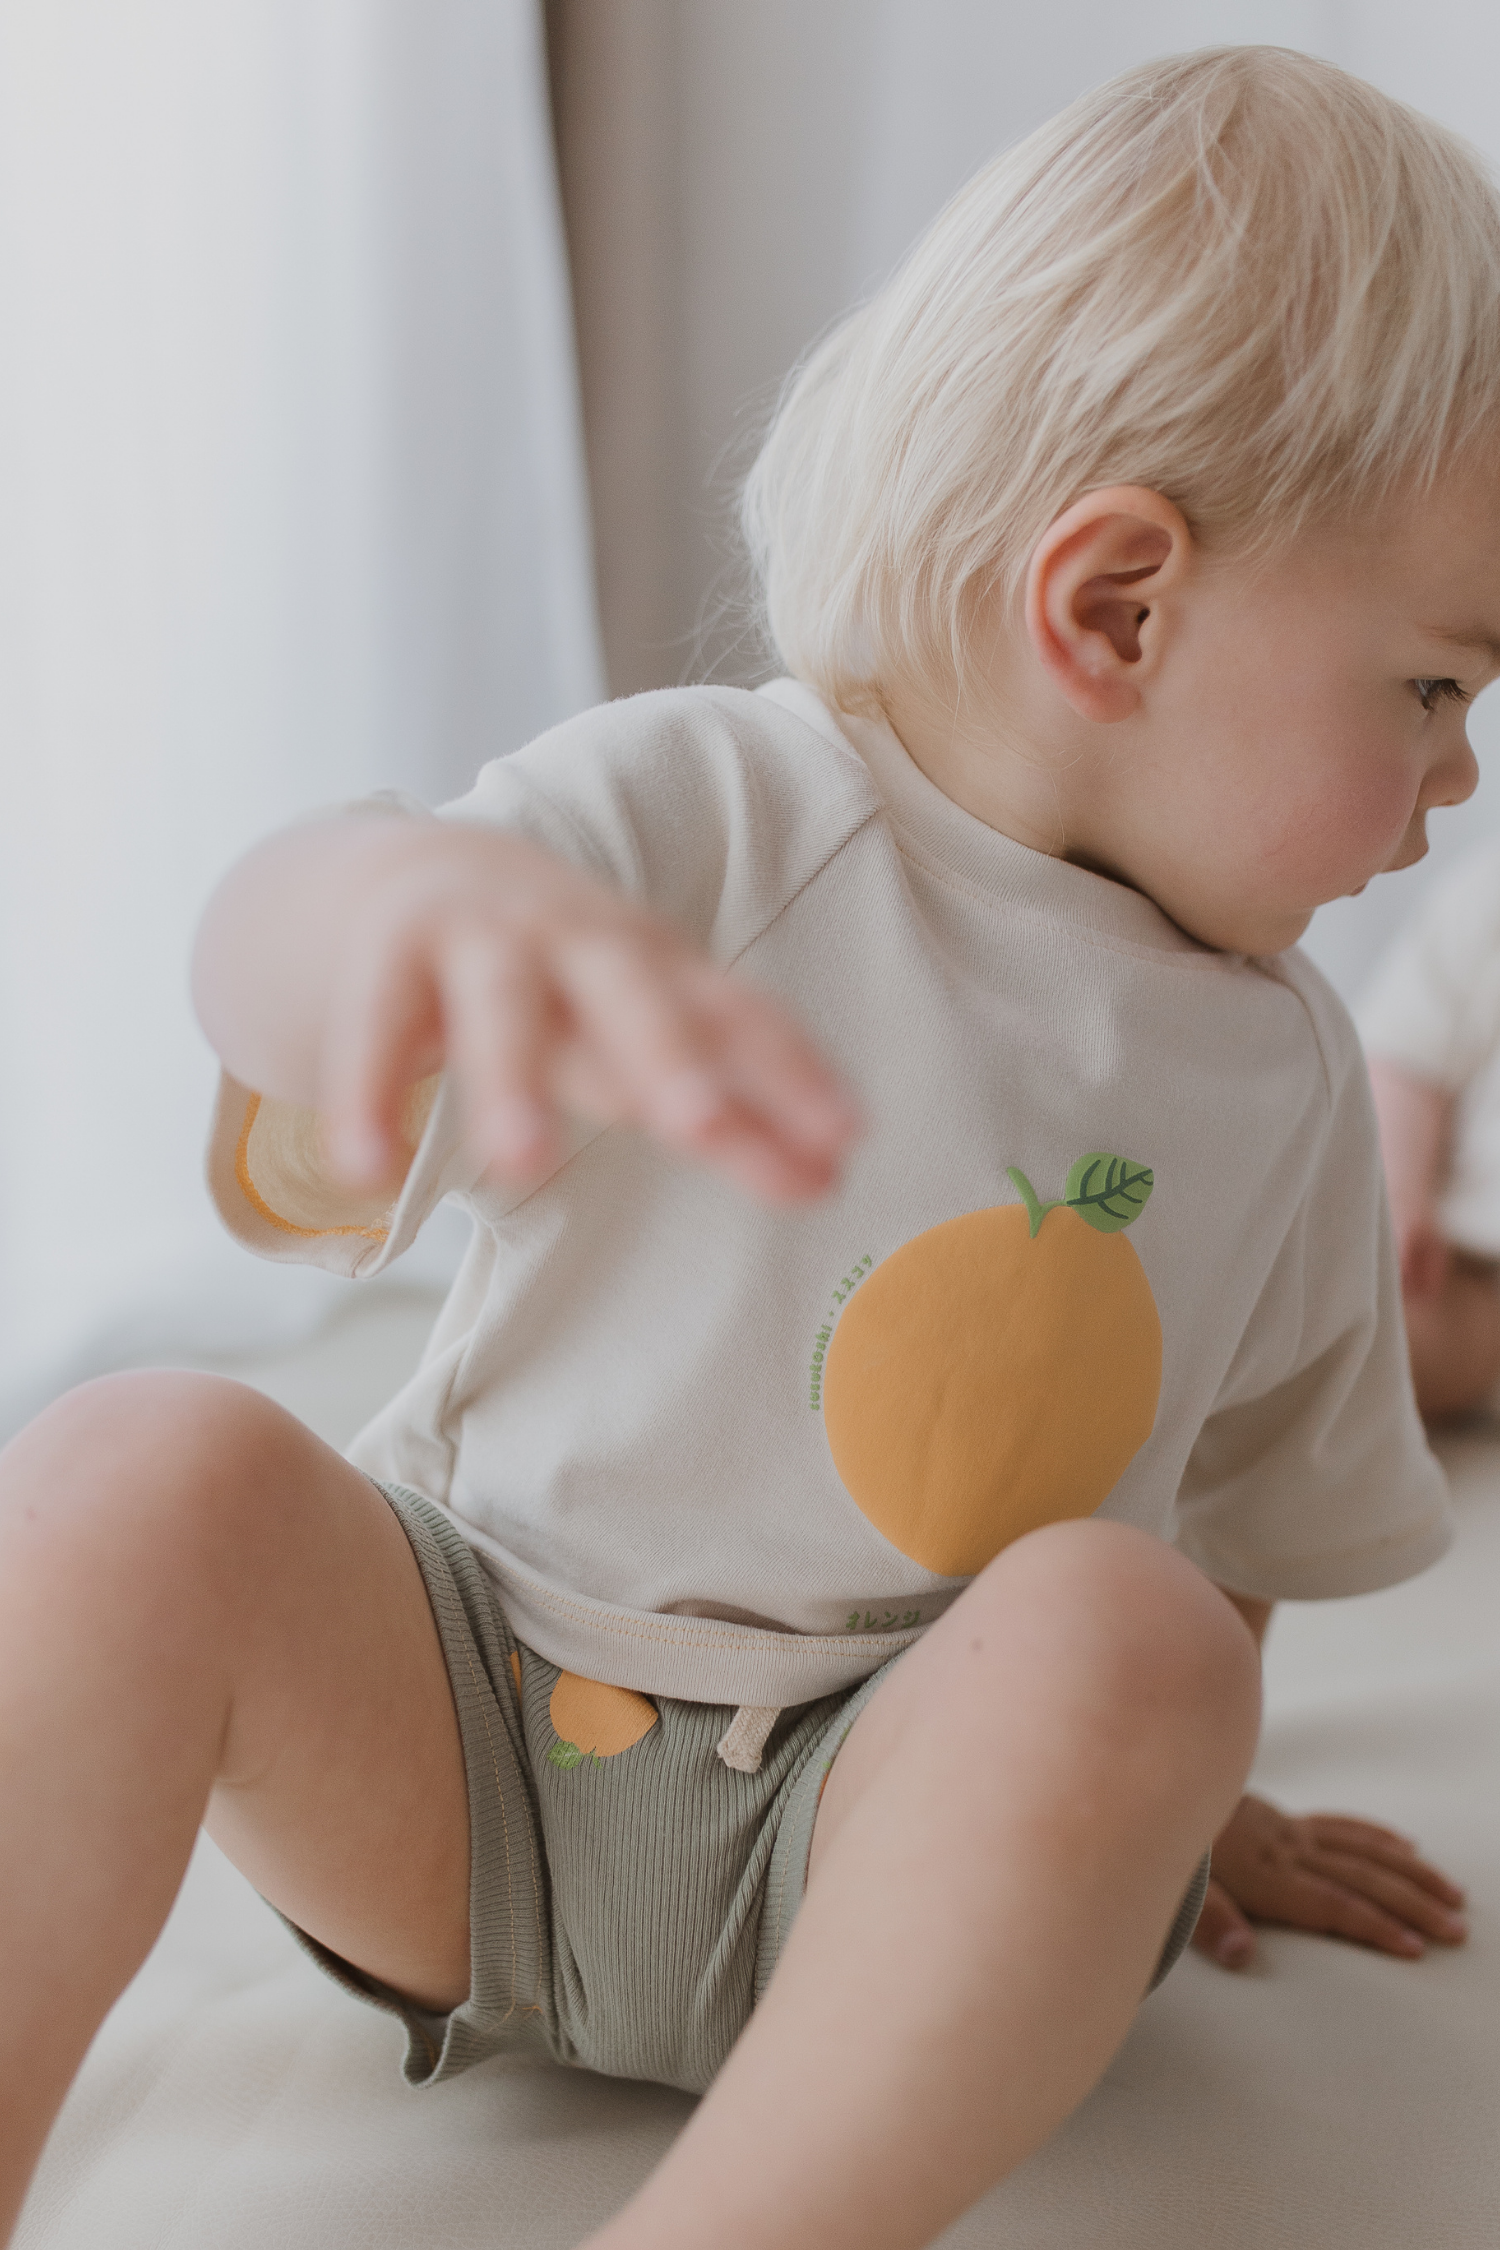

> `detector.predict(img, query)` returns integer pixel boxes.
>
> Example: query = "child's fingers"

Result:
[551,935,854,1196]
[1391,1856,1468,1907]
[553,934,732,1145]
[1291,1871,1431,1957]
[681,1098,848,1203]
[1300,1813,1418,1852]
[686,967,862,1159]
[320,934,442,1187]
[1310,1848,1469,1943]
[1190,1878,1257,1970]
[1300,1817,1466,1903]
[439,932,560,1179]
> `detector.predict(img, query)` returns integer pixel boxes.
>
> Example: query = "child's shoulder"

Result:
[441,683,882,954]
[494,680,872,793]
[1250,943,1370,1110]
[465,682,874,830]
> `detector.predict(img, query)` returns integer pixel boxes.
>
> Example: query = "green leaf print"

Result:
[1064,1154,1154,1234]
[547,1739,587,1770]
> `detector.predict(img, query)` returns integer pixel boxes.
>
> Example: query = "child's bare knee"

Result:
[972,1520,1260,1752]
[0,1370,295,1564]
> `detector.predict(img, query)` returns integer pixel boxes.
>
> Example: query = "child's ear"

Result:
[1023,487,1193,722]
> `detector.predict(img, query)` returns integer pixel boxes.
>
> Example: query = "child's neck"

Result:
[877,673,1097,868]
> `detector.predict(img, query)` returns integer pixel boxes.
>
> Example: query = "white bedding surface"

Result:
[15,1304,1500,2247]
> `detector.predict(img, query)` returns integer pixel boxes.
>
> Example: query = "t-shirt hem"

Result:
[450,1515,938,1705]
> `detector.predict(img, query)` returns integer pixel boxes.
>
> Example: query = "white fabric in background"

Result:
[0,0,602,1436]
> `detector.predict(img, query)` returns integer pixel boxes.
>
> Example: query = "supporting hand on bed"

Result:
[1191,1791,1468,1969]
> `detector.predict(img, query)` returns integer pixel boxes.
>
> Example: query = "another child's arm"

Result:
[1191,1590,1467,1969]
[1367,1057,1454,1302]
[193,813,859,1205]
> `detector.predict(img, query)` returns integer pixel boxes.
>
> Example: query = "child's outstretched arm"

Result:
[1191,1592,1468,1969]
[193,813,860,1206]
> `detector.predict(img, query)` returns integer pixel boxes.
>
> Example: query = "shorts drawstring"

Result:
[716,1704,781,1773]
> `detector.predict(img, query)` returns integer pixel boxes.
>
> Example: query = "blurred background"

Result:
[4,0,1500,1434]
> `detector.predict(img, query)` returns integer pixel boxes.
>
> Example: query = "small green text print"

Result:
[809,1254,874,1407]
[546,1739,602,1772]
[844,1607,924,1634]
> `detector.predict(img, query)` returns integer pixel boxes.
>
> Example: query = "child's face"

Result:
[890,469,1495,956]
[1092,475,1493,954]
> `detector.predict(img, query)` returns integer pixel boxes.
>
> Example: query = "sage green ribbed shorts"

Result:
[290,1484,1207,2097]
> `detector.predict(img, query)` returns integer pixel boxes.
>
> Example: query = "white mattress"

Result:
[17,1408,1500,2247]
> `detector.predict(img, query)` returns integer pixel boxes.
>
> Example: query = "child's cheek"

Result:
[1256,761,1412,895]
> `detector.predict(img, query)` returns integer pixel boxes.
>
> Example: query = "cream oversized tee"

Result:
[210,681,1449,1706]
[1357,837,1500,1256]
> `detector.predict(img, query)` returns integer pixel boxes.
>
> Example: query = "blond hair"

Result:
[743,46,1500,717]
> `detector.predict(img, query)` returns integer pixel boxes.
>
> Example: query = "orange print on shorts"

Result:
[546,1672,659,1770]
[821,1154,1162,1577]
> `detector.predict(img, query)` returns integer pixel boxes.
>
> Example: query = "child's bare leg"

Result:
[590,1521,1260,2250]
[1404,1252,1500,1419]
[0,1373,470,2245]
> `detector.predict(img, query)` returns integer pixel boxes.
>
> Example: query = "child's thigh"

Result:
[4,1370,472,2013]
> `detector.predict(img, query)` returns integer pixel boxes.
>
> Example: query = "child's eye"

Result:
[1414,677,1470,712]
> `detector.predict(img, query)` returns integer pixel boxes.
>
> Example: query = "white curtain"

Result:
[0,0,602,1433]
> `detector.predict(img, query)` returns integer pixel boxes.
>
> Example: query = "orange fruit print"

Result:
[546,1672,659,1769]
[821,1154,1162,1578]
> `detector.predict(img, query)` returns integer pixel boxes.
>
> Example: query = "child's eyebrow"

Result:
[1422,624,1500,666]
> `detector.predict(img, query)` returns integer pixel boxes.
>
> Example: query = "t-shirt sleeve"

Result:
[204,786,478,1278]
[206,686,877,1276]
[1355,840,1500,1093]
[1171,974,1452,1600]
[206,1068,474,1279]
[436,683,874,957]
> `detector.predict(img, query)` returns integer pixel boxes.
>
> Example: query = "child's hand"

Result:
[1191,1792,1468,1969]
[319,823,860,1205]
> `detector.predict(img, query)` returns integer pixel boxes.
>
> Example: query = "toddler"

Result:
[0,47,1486,2250]
[1362,842,1500,1417]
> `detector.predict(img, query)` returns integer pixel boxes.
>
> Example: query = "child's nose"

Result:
[1426,728,1480,810]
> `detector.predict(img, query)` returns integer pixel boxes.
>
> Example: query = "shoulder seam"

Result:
[724,804,886,971]
[1244,954,1341,1115]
